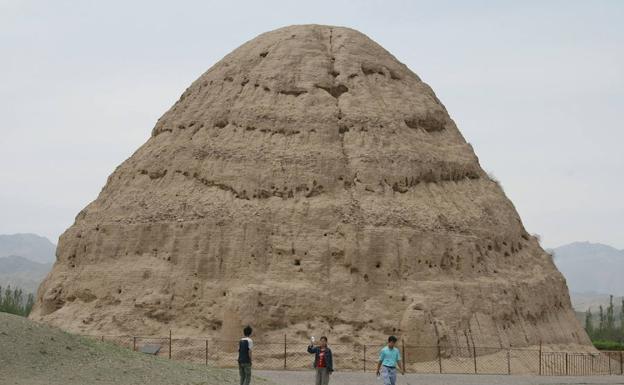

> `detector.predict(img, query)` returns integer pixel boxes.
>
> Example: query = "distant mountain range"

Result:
[0,233,55,294]
[0,233,56,264]
[0,255,52,294]
[551,242,624,302]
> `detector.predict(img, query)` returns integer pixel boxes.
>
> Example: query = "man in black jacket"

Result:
[307,336,333,385]
[238,326,253,385]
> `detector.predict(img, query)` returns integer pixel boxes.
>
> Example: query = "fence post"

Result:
[539,341,542,376]
[507,349,511,375]
[169,330,172,360]
[620,351,623,375]
[402,339,407,374]
[101,335,104,342]
[565,352,569,376]
[437,340,442,374]
[363,345,366,372]
[609,352,612,375]
[205,340,208,366]
[591,353,594,375]
[473,345,477,374]
[283,334,287,369]
[133,336,137,351]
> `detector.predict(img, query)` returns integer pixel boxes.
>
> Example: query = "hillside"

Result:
[0,233,56,264]
[0,255,52,294]
[0,312,268,385]
[552,242,624,297]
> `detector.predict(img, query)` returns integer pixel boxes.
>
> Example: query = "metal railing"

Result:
[89,334,624,376]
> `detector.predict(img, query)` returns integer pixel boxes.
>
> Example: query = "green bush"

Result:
[593,340,624,351]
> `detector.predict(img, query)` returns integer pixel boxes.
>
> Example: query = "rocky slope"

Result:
[31,25,591,353]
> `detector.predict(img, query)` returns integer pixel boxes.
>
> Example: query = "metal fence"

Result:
[90,334,624,376]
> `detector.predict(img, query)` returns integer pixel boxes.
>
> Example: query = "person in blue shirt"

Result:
[376,336,404,385]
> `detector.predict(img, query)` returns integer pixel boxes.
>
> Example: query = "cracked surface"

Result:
[31,25,590,355]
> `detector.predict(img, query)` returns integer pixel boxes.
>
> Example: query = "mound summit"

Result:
[32,25,590,351]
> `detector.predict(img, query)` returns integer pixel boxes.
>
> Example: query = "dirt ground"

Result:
[2,311,622,385]
[256,370,624,385]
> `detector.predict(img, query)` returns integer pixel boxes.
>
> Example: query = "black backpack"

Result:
[238,339,251,364]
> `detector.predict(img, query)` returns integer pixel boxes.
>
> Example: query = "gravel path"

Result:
[256,370,624,385]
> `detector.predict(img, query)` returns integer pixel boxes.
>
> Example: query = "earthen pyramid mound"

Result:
[31,25,590,350]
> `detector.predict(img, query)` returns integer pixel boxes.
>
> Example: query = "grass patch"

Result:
[593,339,624,351]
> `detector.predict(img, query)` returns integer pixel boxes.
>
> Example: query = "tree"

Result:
[12,288,23,314]
[598,305,605,339]
[585,308,594,337]
[24,293,35,315]
[606,295,616,339]
[2,286,15,314]
[621,299,624,341]
[0,285,36,317]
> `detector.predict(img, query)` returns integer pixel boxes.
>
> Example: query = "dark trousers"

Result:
[315,367,330,385]
[239,363,251,385]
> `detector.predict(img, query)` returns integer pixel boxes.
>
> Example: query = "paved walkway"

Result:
[255,370,624,385]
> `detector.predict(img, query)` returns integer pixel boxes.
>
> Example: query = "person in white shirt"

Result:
[238,326,254,385]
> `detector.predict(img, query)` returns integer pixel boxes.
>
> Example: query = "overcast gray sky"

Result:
[1,0,622,249]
